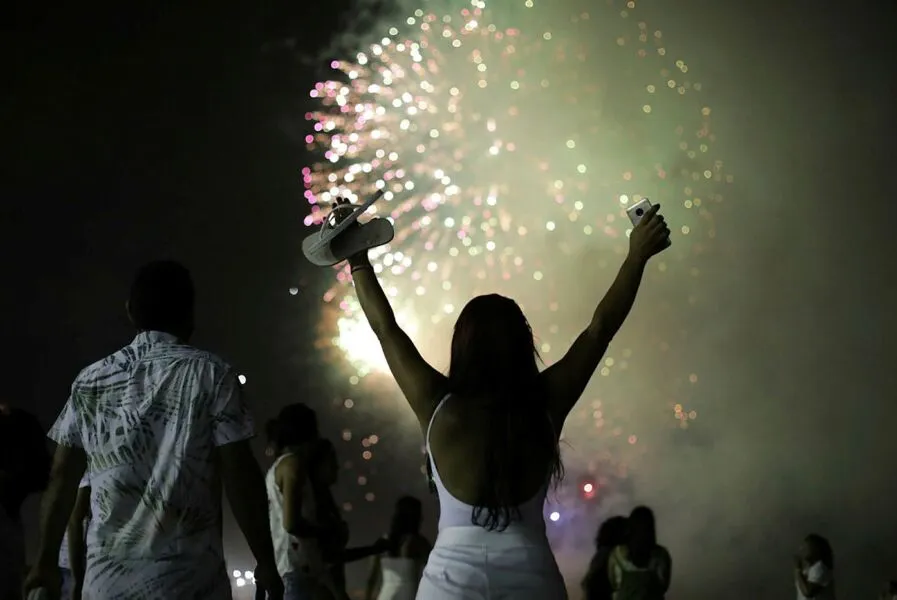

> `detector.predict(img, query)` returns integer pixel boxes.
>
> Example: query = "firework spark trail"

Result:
[301,0,731,524]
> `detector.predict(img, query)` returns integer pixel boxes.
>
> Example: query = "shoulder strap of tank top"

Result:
[425,393,452,448]
[272,451,294,470]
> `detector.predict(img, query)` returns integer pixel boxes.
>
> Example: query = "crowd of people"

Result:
[0,201,891,599]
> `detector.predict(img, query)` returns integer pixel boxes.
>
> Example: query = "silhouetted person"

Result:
[265,403,346,600]
[582,516,628,600]
[340,196,670,599]
[24,260,283,600]
[366,496,430,600]
[794,533,835,600]
[879,580,897,600]
[306,439,387,600]
[0,404,51,600]
[608,506,672,600]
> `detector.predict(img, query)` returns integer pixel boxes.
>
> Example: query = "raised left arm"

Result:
[349,252,447,426]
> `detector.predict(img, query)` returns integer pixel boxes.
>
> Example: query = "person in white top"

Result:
[365,496,430,600]
[0,404,52,600]
[879,580,897,600]
[24,260,283,600]
[794,533,836,600]
[58,476,90,600]
[324,196,669,599]
[265,403,346,600]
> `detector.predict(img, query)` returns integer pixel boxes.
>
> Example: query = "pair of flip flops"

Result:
[301,190,395,267]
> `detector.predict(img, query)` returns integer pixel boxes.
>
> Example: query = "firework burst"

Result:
[301,0,730,475]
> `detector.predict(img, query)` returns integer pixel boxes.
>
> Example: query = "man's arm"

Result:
[219,440,277,568]
[34,445,87,568]
[210,368,278,577]
[68,485,91,594]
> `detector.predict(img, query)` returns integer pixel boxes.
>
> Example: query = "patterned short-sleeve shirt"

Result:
[49,331,254,599]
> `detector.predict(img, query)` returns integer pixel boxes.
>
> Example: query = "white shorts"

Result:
[416,526,567,600]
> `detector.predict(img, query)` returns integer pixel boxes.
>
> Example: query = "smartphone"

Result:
[626,198,654,226]
[626,197,671,248]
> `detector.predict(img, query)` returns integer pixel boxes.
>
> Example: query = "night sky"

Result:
[4,0,897,598]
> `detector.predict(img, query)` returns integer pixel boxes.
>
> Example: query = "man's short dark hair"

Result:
[129,260,194,335]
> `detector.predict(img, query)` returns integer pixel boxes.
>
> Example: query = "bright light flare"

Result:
[335,305,420,374]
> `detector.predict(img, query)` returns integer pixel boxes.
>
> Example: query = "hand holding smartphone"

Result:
[625,197,672,254]
[626,198,657,228]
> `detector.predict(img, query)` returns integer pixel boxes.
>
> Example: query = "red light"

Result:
[579,479,597,500]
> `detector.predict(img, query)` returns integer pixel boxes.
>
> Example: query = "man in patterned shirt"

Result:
[25,260,284,600]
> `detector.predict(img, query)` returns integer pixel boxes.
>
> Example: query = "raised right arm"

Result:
[541,203,669,427]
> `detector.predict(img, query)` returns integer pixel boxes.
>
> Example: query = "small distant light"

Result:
[583,483,594,493]
[289,287,299,295]
[244,570,254,581]
[236,577,246,587]
[549,511,560,522]
[237,374,247,385]
[232,570,242,579]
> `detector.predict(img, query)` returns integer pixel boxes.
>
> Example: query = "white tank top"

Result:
[426,394,550,532]
[266,453,322,577]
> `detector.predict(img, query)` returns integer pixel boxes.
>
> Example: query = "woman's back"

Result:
[426,394,555,532]
[418,395,567,599]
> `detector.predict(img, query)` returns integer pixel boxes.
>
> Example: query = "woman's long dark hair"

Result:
[386,496,423,556]
[805,533,834,570]
[447,294,563,531]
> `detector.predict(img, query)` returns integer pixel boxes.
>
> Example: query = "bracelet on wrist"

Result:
[350,262,373,273]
